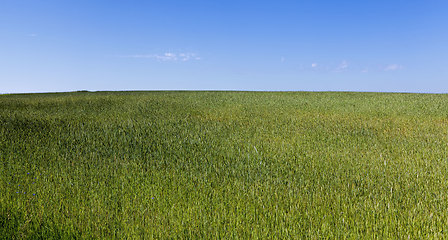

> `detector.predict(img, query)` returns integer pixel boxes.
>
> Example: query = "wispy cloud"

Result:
[27,33,38,37]
[124,52,200,62]
[334,60,349,72]
[384,64,403,71]
[303,61,403,73]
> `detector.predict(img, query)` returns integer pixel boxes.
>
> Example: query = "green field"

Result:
[1,91,448,239]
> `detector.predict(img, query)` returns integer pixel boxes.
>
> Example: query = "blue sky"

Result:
[1,0,448,93]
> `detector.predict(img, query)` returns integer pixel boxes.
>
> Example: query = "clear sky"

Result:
[1,0,448,93]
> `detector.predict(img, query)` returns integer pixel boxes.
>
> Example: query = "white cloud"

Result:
[27,33,38,37]
[361,69,369,73]
[281,57,285,63]
[384,64,403,71]
[335,60,349,72]
[311,63,318,68]
[124,52,200,62]
[178,53,201,61]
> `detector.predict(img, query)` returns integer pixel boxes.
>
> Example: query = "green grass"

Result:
[1,91,448,239]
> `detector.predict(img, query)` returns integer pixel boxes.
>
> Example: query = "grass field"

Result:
[1,91,448,239]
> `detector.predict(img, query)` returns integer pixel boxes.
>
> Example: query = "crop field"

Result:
[1,91,448,239]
